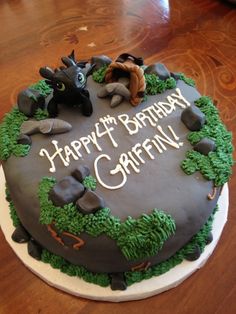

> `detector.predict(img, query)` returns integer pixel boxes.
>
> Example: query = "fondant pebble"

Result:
[17,134,32,145]
[185,245,201,261]
[27,239,42,260]
[72,165,90,183]
[76,190,105,214]
[11,224,30,243]
[206,232,213,245]
[17,88,45,117]
[181,105,206,131]
[97,83,131,99]
[49,176,85,207]
[144,63,171,80]
[91,55,112,71]
[194,138,216,155]
[110,273,127,291]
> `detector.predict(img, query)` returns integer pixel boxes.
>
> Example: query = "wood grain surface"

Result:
[0,0,236,313]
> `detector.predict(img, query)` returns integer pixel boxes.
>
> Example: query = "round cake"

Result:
[0,52,233,290]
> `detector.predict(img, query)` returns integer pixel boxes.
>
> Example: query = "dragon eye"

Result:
[78,73,85,84]
[56,82,65,91]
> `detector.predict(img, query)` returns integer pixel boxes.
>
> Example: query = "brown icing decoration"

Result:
[207,186,217,200]
[131,261,151,271]
[47,224,64,246]
[105,61,146,106]
[62,231,85,249]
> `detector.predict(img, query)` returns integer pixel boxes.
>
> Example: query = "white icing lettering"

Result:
[70,140,82,158]
[136,111,156,127]
[142,139,155,160]
[118,114,140,135]
[132,143,145,164]
[39,140,69,173]
[119,153,140,174]
[88,131,102,151]
[94,154,127,190]
[95,115,118,147]
[80,136,91,154]
[64,145,79,162]
[171,88,191,107]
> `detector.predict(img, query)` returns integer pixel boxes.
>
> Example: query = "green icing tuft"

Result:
[34,108,49,121]
[116,210,176,260]
[181,96,233,186]
[82,175,97,191]
[30,80,52,97]
[144,74,177,95]
[178,73,196,87]
[92,66,108,83]
[38,177,176,261]
[125,206,216,286]
[0,107,30,160]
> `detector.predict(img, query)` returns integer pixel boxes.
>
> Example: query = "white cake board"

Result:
[0,167,229,302]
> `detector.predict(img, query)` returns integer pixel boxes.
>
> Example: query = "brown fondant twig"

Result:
[207,186,217,200]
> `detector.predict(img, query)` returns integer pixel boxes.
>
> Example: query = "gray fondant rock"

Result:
[118,76,130,87]
[49,176,85,207]
[97,83,131,99]
[110,94,123,107]
[181,105,206,131]
[72,165,90,183]
[185,245,201,261]
[144,63,171,80]
[20,119,72,136]
[17,88,45,117]
[27,239,42,260]
[17,134,32,145]
[11,224,30,243]
[76,190,105,214]
[110,273,127,291]
[91,55,112,71]
[194,138,216,155]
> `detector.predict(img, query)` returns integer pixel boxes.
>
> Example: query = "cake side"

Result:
[0,52,233,289]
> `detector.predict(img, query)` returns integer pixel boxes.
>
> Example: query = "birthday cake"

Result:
[0,52,233,290]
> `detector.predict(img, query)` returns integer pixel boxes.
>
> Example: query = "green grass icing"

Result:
[37,206,217,288]
[82,175,97,191]
[181,96,233,186]
[30,79,52,97]
[0,80,52,161]
[144,74,176,95]
[177,73,196,87]
[92,66,108,83]
[0,108,30,160]
[38,177,176,261]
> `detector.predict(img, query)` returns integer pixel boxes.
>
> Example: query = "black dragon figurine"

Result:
[39,50,95,117]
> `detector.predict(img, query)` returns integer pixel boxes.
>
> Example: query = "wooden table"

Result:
[0,1,236,313]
